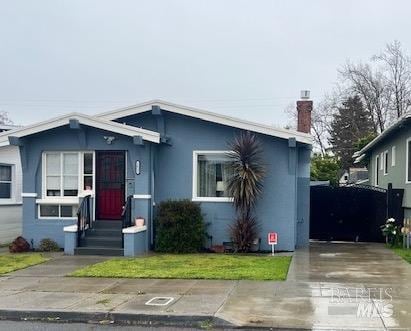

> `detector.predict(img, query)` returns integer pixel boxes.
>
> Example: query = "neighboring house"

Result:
[348,167,368,184]
[0,98,312,255]
[339,167,369,185]
[354,112,411,217]
[0,125,22,244]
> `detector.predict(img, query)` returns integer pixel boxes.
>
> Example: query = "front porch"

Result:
[9,113,159,256]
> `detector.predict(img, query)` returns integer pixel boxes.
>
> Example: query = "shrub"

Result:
[38,238,60,252]
[229,217,259,253]
[155,199,206,253]
[9,236,30,253]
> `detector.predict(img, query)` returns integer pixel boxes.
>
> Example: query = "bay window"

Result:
[193,151,233,201]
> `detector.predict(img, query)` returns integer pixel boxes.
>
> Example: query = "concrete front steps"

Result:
[74,220,124,256]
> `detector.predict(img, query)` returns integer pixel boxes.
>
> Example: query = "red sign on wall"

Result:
[268,232,278,245]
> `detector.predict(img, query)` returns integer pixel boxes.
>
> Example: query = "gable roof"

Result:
[353,112,411,163]
[0,112,160,147]
[97,99,313,144]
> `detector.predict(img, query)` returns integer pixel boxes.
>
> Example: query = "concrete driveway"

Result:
[218,242,411,329]
[0,242,410,330]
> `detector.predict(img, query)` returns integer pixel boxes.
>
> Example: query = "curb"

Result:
[0,309,235,329]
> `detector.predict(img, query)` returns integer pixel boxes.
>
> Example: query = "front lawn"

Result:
[71,254,292,281]
[392,247,411,263]
[0,254,49,275]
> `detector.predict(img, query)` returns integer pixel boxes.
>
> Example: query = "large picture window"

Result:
[0,165,12,199]
[44,152,94,198]
[193,151,233,201]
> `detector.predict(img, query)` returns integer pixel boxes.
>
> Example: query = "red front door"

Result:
[96,151,126,220]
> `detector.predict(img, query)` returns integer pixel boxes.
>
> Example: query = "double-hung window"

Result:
[0,165,12,199]
[44,152,94,197]
[192,151,233,202]
[40,152,94,219]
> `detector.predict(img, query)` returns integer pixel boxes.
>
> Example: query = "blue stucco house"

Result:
[0,99,312,256]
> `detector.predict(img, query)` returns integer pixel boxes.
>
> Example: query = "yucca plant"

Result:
[227,131,265,252]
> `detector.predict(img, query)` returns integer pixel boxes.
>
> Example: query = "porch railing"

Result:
[122,195,133,228]
[77,195,92,246]
[121,195,133,247]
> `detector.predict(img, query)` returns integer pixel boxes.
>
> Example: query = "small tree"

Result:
[226,132,265,252]
[311,154,340,187]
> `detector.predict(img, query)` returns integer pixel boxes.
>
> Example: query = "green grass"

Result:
[392,247,411,264]
[71,254,292,281]
[0,253,49,275]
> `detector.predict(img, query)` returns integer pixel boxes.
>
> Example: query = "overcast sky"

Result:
[1,0,410,127]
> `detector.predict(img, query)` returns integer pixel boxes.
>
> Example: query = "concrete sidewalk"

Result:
[0,243,410,330]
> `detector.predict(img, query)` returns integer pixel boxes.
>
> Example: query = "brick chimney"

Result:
[297,90,312,134]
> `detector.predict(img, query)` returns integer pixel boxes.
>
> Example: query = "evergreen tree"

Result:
[329,95,374,170]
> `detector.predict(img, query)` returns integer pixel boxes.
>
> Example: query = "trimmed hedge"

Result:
[155,199,206,253]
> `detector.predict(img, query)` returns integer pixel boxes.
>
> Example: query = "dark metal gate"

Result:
[310,184,404,242]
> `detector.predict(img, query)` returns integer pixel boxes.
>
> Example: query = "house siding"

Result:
[18,110,311,252]
[119,111,310,251]
[0,145,22,244]
[20,126,152,248]
[367,124,411,213]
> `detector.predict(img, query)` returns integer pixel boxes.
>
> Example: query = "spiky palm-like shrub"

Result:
[227,131,265,252]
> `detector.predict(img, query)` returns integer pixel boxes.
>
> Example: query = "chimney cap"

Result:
[300,90,310,100]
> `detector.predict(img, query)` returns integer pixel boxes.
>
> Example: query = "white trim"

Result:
[406,138,411,184]
[122,225,147,234]
[383,150,388,175]
[22,193,38,198]
[36,198,79,205]
[96,100,312,145]
[380,152,384,170]
[192,150,234,203]
[392,146,396,167]
[63,225,78,233]
[192,197,233,203]
[0,163,13,201]
[38,203,78,220]
[133,194,152,199]
[0,112,160,146]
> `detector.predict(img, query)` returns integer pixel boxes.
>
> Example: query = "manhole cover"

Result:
[145,297,174,306]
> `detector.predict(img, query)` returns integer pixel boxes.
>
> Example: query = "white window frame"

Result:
[375,155,380,186]
[42,151,95,201]
[380,152,384,170]
[37,201,78,220]
[383,150,388,175]
[391,146,396,167]
[406,138,411,184]
[0,163,13,202]
[192,150,233,202]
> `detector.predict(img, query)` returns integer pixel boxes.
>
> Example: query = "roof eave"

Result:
[96,99,313,145]
[0,113,160,146]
